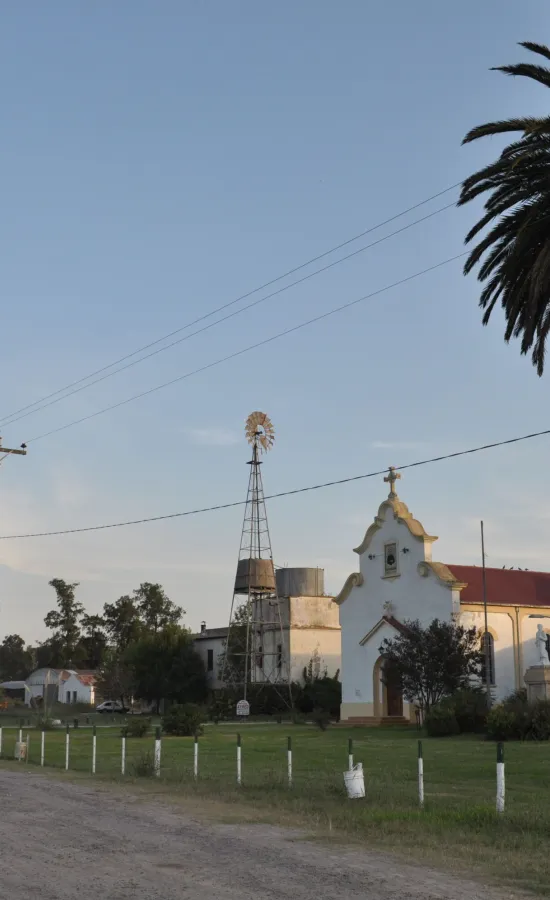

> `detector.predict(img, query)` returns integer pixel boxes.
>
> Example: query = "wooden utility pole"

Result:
[481,520,492,709]
[0,439,27,461]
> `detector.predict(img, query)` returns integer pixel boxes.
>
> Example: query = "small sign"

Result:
[14,741,27,761]
[236,699,250,717]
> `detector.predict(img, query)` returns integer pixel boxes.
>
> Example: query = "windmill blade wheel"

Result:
[245,411,275,452]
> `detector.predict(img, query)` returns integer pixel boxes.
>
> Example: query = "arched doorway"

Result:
[373,656,403,718]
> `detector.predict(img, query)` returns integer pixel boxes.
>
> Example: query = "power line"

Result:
[3,425,549,540]
[0,181,462,427]
[1,201,456,430]
[26,250,467,444]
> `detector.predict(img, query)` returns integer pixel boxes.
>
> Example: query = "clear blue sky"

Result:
[1,1,549,644]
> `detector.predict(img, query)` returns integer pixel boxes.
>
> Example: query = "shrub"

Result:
[311,707,331,730]
[527,700,550,741]
[485,704,519,741]
[162,703,203,737]
[130,749,155,777]
[449,687,488,734]
[121,717,150,738]
[425,705,460,737]
[36,716,55,731]
[298,677,341,718]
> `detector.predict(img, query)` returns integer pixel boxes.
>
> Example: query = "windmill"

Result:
[221,412,291,712]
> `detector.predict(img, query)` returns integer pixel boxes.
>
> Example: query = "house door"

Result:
[383,661,403,717]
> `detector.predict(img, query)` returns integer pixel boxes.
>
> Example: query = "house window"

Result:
[256,646,264,670]
[207,649,214,672]
[384,542,398,577]
[72,691,77,704]
[277,644,282,671]
[66,691,70,704]
[481,632,495,686]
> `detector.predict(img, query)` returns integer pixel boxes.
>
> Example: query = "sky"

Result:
[1,1,550,645]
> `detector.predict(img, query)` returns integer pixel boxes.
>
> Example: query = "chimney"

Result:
[200,621,206,634]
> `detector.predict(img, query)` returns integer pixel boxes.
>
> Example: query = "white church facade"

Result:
[335,468,550,724]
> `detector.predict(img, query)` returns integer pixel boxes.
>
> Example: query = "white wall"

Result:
[193,636,226,689]
[460,608,517,701]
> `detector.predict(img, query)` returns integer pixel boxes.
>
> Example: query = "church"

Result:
[335,468,550,724]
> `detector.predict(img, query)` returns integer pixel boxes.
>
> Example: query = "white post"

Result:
[237,733,242,785]
[18,727,22,744]
[65,725,70,771]
[0,726,3,756]
[348,737,353,771]
[41,729,45,767]
[121,736,126,776]
[287,737,292,787]
[154,727,161,777]
[418,741,424,808]
[496,743,505,814]
[92,725,97,775]
[193,735,199,780]
[26,733,30,764]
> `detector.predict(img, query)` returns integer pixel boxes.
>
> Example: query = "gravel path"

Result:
[0,769,521,900]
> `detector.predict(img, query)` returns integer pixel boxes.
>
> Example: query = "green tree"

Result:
[80,614,107,669]
[133,582,183,633]
[124,626,207,714]
[379,619,482,716]
[0,634,34,681]
[96,647,134,707]
[218,602,248,683]
[459,41,550,375]
[103,596,142,650]
[44,579,84,666]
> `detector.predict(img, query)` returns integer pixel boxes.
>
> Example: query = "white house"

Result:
[25,668,97,707]
[193,625,229,689]
[335,468,550,724]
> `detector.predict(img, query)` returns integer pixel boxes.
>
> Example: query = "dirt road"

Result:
[0,769,519,900]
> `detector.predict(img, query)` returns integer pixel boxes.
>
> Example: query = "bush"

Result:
[130,749,155,777]
[298,676,341,719]
[527,699,550,741]
[162,703,203,737]
[311,707,331,730]
[449,687,488,733]
[485,704,519,741]
[36,716,55,731]
[425,705,460,737]
[121,717,150,738]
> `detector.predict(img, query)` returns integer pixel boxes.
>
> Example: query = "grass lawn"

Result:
[2,722,550,896]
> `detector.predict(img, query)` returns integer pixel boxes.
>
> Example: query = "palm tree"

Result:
[459,42,550,375]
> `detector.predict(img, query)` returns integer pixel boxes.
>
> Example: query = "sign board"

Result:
[14,741,27,761]
[236,699,250,717]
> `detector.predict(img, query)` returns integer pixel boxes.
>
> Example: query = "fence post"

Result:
[0,725,3,757]
[18,727,22,744]
[348,737,353,771]
[496,742,505,814]
[26,733,30,764]
[41,727,45,767]
[193,734,199,780]
[287,736,292,788]
[121,735,126,776]
[418,740,424,808]
[65,724,70,771]
[237,733,242,786]
[154,726,161,777]
[92,724,97,775]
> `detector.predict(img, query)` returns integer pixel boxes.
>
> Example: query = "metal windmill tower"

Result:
[222,412,291,710]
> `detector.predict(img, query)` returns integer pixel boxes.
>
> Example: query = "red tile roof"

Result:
[448,565,550,608]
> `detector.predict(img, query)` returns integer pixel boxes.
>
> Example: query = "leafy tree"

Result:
[379,619,482,715]
[459,41,550,375]
[96,647,134,707]
[80,614,107,669]
[103,595,142,651]
[124,626,207,714]
[34,637,65,670]
[0,634,34,681]
[133,582,183,633]
[218,602,248,683]
[44,579,84,666]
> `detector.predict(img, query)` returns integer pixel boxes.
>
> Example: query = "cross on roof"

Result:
[384,466,401,498]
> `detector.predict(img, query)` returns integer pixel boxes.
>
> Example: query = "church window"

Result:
[384,542,398,576]
[480,632,495,686]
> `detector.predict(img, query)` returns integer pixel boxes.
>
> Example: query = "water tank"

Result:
[276,567,325,597]
[234,558,276,594]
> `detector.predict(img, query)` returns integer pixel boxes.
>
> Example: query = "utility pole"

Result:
[0,439,27,462]
[481,521,492,709]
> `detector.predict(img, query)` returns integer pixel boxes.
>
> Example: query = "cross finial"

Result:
[384,466,401,498]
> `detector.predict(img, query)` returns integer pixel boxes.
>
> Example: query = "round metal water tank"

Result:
[234,558,276,594]
[275,567,325,597]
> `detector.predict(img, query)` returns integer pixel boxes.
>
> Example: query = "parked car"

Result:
[96,700,128,714]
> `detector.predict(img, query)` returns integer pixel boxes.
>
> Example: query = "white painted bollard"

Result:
[26,733,30,764]
[92,725,97,775]
[65,725,70,771]
[121,736,126,776]
[0,726,3,756]
[348,737,354,771]
[496,742,505,814]
[193,735,199,780]
[18,728,22,744]
[154,727,161,777]
[237,733,242,785]
[418,740,424,808]
[40,729,45,767]
[287,736,292,787]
